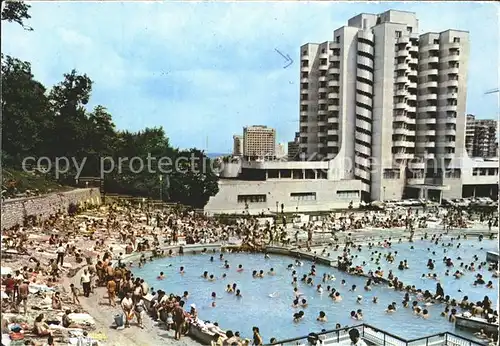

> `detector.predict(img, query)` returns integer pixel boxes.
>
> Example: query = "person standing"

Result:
[56,243,66,266]
[17,280,29,315]
[107,277,117,307]
[121,292,134,328]
[134,299,146,329]
[80,269,91,298]
[173,301,186,340]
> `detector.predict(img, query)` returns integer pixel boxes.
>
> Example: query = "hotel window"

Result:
[433,39,440,44]
[321,48,326,54]
[336,190,359,198]
[395,31,402,38]
[335,36,340,43]
[407,27,412,33]
[237,194,266,203]
[290,192,317,201]
[453,37,460,43]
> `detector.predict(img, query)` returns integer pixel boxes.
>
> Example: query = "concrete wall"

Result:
[204,179,362,215]
[1,188,101,230]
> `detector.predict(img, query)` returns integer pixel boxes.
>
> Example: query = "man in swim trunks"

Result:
[173,301,186,340]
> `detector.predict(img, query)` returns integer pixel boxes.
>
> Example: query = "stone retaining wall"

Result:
[1,188,101,229]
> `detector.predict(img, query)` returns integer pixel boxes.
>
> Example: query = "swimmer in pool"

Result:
[268,268,275,275]
[179,266,185,274]
[356,295,363,304]
[208,274,216,282]
[157,272,165,280]
[226,284,234,293]
[293,311,304,322]
[237,264,244,272]
[317,311,327,322]
[235,289,242,298]
[202,271,208,279]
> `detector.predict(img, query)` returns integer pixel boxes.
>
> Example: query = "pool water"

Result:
[132,239,498,342]
[344,238,498,303]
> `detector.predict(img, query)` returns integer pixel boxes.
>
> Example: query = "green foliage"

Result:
[1,56,219,207]
[1,1,32,30]
[1,3,218,207]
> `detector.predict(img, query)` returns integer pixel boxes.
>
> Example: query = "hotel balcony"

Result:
[328,67,340,74]
[395,63,407,71]
[420,81,438,89]
[419,56,439,65]
[417,117,437,125]
[396,49,409,58]
[393,140,415,148]
[442,67,460,75]
[328,80,340,87]
[441,104,457,112]
[394,152,413,160]
[328,104,340,111]
[397,36,410,44]
[419,93,437,101]
[395,89,407,97]
[394,102,408,110]
[418,105,437,112]
[420,68,439,77]
[395,76,409,84]
[441,79,459,88]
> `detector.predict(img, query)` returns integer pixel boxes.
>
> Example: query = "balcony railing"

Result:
[265,323,486,346]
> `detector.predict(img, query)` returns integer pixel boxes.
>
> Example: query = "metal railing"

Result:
[264,324,487,346]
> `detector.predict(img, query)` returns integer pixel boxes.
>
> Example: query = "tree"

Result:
[1,54,52,162]
[1,1,220,207]
[1,1,32,30]
[168,148,219,208]
[48,70,93,158]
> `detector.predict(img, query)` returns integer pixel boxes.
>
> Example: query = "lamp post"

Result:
[276,201,279,214]
[383,186,386,201]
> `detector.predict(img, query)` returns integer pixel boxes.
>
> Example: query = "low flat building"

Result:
[204,159,362,215]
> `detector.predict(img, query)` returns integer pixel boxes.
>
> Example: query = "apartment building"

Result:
[287,132,300,161]
[298,9,478,201]
[233,135,243,156]
[243,125,276,160]
[465,114,498,158]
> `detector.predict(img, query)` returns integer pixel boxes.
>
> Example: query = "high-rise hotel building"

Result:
[299,10,471,201]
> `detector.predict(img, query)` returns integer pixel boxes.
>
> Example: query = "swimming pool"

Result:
[341,237,498,303]
[131,240,498,342]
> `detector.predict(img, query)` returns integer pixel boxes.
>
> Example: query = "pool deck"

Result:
[119,227,496,346]
[486,251,499,263]
[455,314,499,335]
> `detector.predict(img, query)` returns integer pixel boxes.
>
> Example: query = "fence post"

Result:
[384,333,386,346]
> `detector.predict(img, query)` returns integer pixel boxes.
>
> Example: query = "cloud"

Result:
[2,1,498,153]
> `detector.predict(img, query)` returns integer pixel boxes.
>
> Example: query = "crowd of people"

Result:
[1,198,498,346]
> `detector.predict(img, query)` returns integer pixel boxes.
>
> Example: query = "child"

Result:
[70,284,80,305]
[166,311,174,331]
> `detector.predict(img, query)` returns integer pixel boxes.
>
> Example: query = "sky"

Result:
[2,1,499,153]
